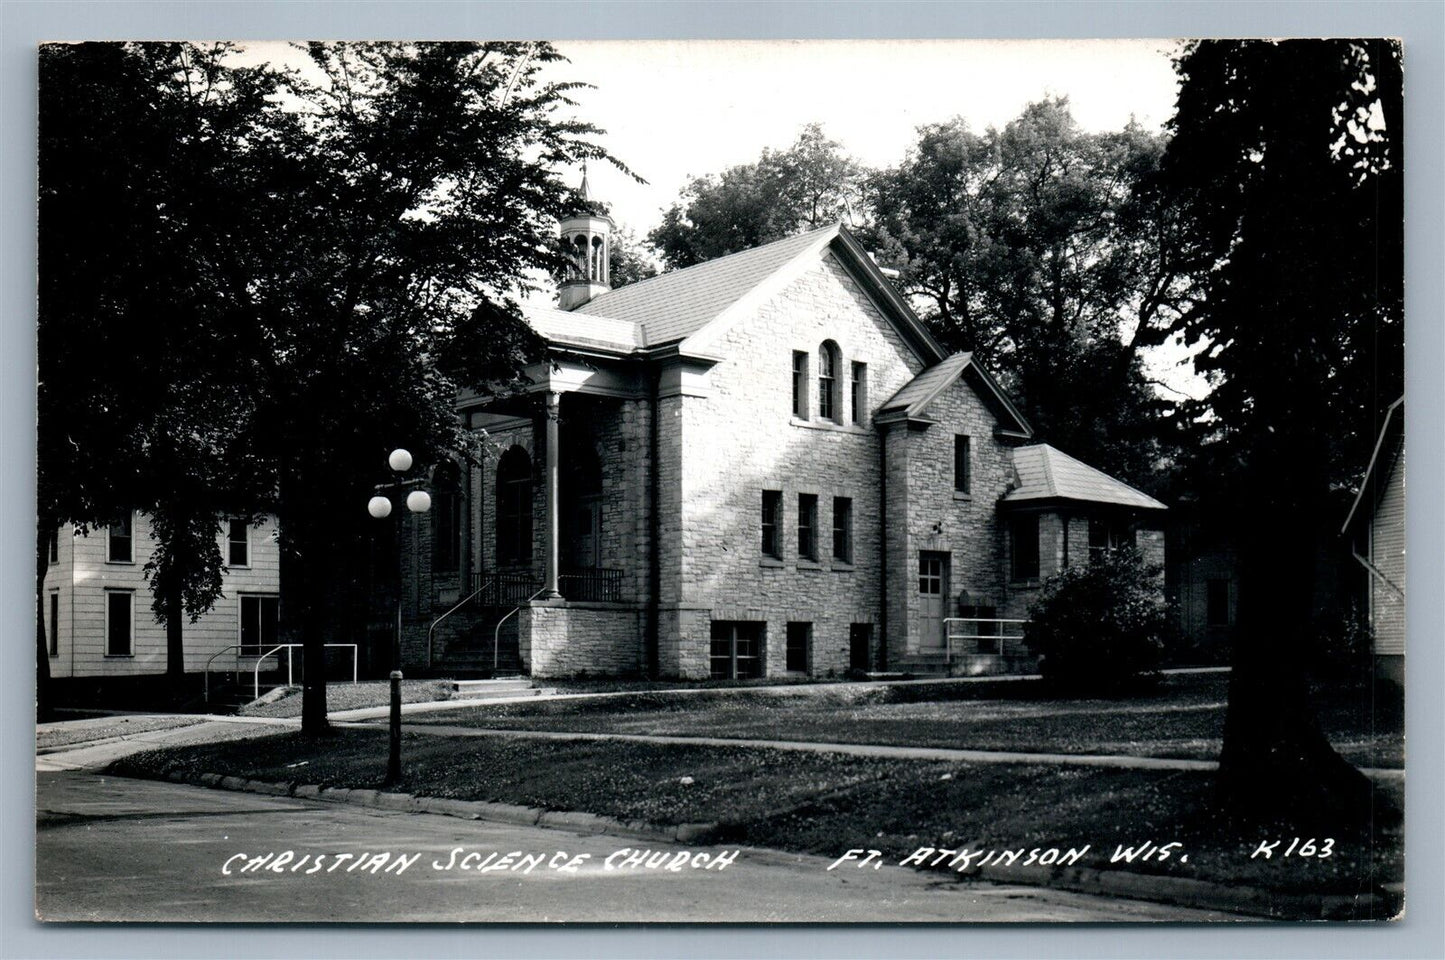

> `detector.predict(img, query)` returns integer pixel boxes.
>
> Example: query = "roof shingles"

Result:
[1005,444,1166,511]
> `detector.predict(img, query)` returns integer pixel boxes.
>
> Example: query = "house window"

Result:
[48,528,59,564]
[1088,518,1134,562]
[48,592,59,657]
[791,351,808,418]
[849,623,873,672]
[432,461,462,574]
[954,435,971,494]
[761,490,782,559]
[832,496,853,564]
[496,446,533,566]
[818,341,841,423]
[710,621,764,680]
[240,594,281,656]
[227,518,250,567]
[786,622,812,673]
[851,362,867,424]
[797,494,818,561]
[1206,579,1230,627]
[1010,515,1040,581]
[105,590,133,657]
[107,512,134,563]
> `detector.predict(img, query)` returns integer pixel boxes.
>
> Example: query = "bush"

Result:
[1309,604,1374,684]
[1024,546,1174,694]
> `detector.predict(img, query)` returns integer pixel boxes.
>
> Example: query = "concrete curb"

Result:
[160,768,718,845]
[150,768,1397,921]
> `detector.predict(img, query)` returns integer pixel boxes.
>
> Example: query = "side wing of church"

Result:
[402,192,1167,680]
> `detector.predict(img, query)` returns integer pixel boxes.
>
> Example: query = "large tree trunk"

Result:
[163,573,185,693]
[1216,492,1376,825]
[299,510,332,737]
[36,518,53,722]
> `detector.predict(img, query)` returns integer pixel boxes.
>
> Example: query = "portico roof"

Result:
[1003,444,1167,511]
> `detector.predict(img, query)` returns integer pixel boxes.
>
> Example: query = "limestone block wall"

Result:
[521,601,645,677]
[665,252,930,678]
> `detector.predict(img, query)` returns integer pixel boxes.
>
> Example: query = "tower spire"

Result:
[557,164,613,310]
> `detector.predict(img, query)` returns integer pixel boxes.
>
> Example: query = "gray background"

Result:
[3,2,1440,958]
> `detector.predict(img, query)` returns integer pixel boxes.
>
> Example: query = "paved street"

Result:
[36,771,1245,923]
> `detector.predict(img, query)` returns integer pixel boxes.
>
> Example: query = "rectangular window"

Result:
[1088,518,1134,562]
[761,490,783,559]
[1206,579,1230,627]
[48,592,59,657]
[105,590,133,656]
[791,351,808,418]
[1010,515,1040,581]
[954,435,971,494]
[240,595,281,656]
[710,621,765,680]
[48,528,59,564]
[832,496,853,563]
[851,362,867,424]
[786,622,812,673]
[797,494,818,561]
[227,518,250,567]
[107,512,134,563]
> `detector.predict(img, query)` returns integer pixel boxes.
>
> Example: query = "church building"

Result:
[402,184,1167,680]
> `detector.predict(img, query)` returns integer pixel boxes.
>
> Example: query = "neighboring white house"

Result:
[44,512,281,678]
[1343,396,1405,684]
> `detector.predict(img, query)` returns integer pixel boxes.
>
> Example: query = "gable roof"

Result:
[1003,444,1167,511]
[575,228,832,347]
[1343,396,1405,535]
[523,303,643,354]
[877,351,1033,438]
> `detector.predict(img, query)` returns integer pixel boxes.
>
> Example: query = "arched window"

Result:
[591,235,607,284]
[571,234,589,280]
[818,340,842,423]
[431,460,462,574]
[496,446,533,566]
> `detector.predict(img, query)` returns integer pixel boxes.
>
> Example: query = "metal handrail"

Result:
[203,642,359,704]
[493,585,548,673]
[426,578,496,670]
[943,617,1030,667]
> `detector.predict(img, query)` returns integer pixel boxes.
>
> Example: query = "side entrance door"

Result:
[918,552,949,652]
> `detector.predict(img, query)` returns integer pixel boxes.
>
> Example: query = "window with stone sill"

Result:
[791,351,808,419]
[832,496,853,564]
[818,340,842,424]
[761,490,783,559]
[1009,514,1040,582]
[798,493,818,561]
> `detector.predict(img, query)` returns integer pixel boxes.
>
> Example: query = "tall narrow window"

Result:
[1010,515,1040,581]
[48,592,58,657]
[496,446,533,566]
[851,361,867,424]
[48,528,59,564]
[761,490,782,559]
[791,351,808,418]
[832,496,853,564]
[107,512,134,563]
[786,622,812,673]
[818,341,841,422]
[227,518,250,567]
[954,435,971,494]
[798,494,818,561]
[240,595,281,656]
[105,590,133,656]
[432,461,462,574]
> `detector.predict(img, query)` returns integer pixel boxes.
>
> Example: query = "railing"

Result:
[470,571,543,607]
[203,643,359,704]
[943,617,1030,674]
[427,578,496,670]
[559,567,623,602]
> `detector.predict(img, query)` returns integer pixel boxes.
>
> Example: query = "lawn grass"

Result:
[407,673,1403,769]
[109,725,1402,912]
[238,679,457,718]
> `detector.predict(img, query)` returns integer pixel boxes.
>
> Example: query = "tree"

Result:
[866,100,1191,487]
[38,43,277,708]
[608,225,660,289]
[39,42,630,733]
[647,123,863,269]
[1156,40,1402,821]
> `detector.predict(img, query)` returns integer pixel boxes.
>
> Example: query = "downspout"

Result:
[646,369,661,678]
[877,425,888,672]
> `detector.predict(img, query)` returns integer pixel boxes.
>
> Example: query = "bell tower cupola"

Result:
[557,166,614,311]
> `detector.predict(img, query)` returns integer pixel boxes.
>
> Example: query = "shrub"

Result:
[1023,546,1173,694]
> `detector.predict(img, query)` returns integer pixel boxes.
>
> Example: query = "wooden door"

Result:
[918,552,949,651]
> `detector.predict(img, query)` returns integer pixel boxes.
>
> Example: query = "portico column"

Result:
[542,391,562,599]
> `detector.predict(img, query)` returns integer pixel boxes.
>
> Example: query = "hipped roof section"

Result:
[1003,444,1167,511]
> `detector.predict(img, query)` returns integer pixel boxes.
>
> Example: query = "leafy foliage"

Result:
[647,123,863,268]
[1023,547,1172,694]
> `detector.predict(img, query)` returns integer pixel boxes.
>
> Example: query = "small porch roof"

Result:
[1002,444,1167,512]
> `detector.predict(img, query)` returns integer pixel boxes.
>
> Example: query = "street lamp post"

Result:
[368,447,430,786]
